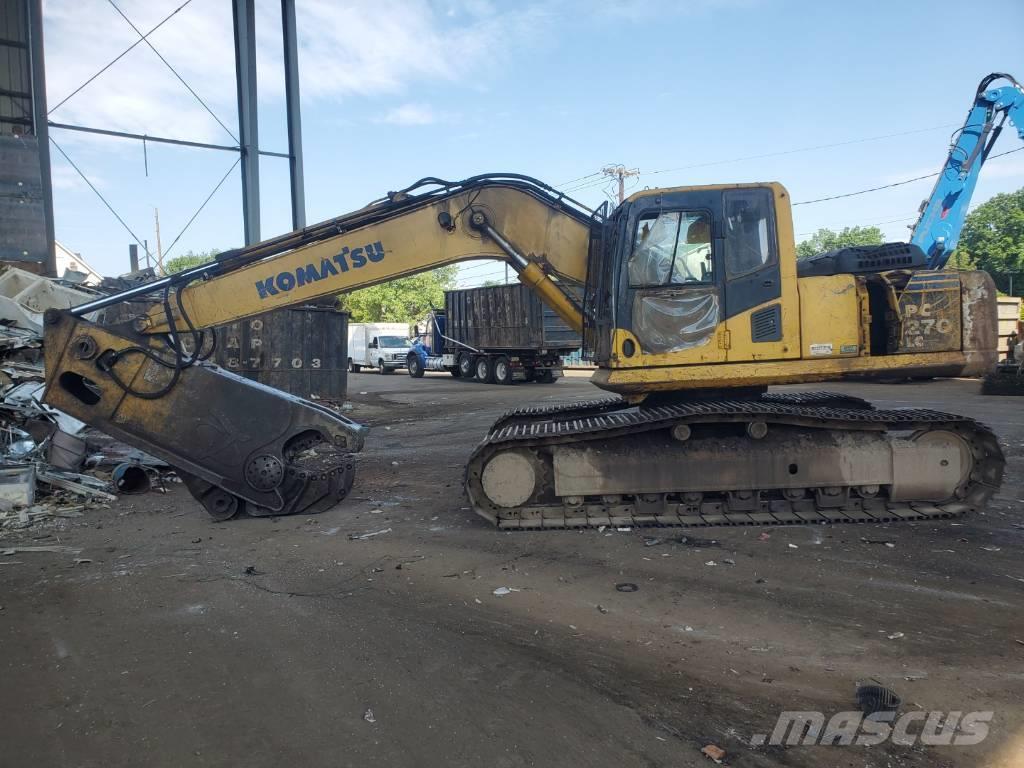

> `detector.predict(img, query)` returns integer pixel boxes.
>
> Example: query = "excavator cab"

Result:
[585,183,799,383]
[582,180,1000,397]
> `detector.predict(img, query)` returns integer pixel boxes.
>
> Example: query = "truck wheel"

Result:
[378,359,393,375]
[536,369,556,383]
[457,352,474,379]
[349,358,361,373]
[493,356,513,385]
[449,366,462,378]
[475,356,494,384]
[408,355,424,378]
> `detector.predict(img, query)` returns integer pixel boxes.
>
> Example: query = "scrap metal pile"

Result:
[0,267,168,531]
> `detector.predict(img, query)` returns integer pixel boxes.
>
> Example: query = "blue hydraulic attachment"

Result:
[911,73,1024,269]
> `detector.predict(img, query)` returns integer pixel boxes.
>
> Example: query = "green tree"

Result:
[945,248,977,270]
[164,249,221,275]
[956,188,1024,293]
[795,226,885,259]
[339,266,459,322]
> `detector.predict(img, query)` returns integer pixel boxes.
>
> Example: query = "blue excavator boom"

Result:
[911,73,1024,269]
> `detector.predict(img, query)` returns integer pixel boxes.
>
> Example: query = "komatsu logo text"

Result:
[254,241,385,300]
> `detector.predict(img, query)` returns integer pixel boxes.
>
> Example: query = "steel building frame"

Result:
[3,0,305,266]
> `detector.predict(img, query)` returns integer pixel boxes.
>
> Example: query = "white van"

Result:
[347,322,413,374]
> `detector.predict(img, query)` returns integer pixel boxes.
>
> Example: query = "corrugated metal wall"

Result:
[0,1,31,137]
[0,0,47,264]
[445,284,581,351]
[214,306,348,401]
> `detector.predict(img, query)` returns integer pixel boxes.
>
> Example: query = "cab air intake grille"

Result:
[751,304,781,342]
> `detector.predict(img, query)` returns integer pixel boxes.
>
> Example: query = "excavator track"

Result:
[465,392,1004,530]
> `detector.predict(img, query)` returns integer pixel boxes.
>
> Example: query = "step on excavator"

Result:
[42,74,1023,527]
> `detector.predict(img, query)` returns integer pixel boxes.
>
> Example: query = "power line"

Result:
[565,144,1024,205]
[554,170,603,188]
[49,136,152,258]
[162,157,242,260]
[792,172,939,206]
[49,0,194,115]
[562,175,617,194]
[457,260,507,276]
[455,264,509,284]
[794,196,997,239]
[792,146,1024,206]
[644,124,961,177]
[795,214,919,238]
[560,123,963,196]
[105,0,239,144]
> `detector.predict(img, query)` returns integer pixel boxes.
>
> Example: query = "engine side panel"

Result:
[797,275,862,359]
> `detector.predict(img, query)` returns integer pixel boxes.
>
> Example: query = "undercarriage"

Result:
[465,392,1004,530]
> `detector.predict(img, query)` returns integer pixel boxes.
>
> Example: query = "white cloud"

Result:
[377,103,438,126]
[43,0,547,147]
[289,0,548,98]
[49,163,104,191]
[593,0,758,21]
[44,1,239,145]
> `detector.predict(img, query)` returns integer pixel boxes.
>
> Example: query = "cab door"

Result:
[721,187,797,361]
[620,191,728,366]
[622,205,729,364]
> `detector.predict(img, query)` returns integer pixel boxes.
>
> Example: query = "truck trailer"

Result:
[408,283,582,384]
[347,322,413,374]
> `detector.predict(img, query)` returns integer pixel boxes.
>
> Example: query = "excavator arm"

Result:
[911,73,1024,268]
[41,176,597,519]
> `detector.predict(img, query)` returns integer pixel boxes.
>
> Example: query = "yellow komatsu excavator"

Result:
[41,75,1022,528]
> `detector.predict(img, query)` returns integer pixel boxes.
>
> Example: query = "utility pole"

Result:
[602,164,640,204]
[153,208,164,273]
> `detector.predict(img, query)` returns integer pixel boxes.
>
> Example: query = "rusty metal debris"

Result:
[700,744,726,763]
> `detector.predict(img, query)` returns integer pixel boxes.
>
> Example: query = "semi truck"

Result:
[347,322,413,374]
[407,283,582,384]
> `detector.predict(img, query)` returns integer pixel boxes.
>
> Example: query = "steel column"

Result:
[281,0,305,230]
[26,0,55,275]
[232,0,260,245]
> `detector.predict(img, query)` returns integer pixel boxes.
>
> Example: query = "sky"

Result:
[42,0,1024,287]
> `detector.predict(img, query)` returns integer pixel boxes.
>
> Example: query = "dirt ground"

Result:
[1,371,1022,767]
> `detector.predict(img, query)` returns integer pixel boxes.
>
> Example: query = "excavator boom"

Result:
[43,176,597,519]
[68,175,593,334]
[911,73,1024,268]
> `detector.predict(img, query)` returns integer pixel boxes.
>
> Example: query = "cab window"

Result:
[628,210,713,287]
[723,189,775,277]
